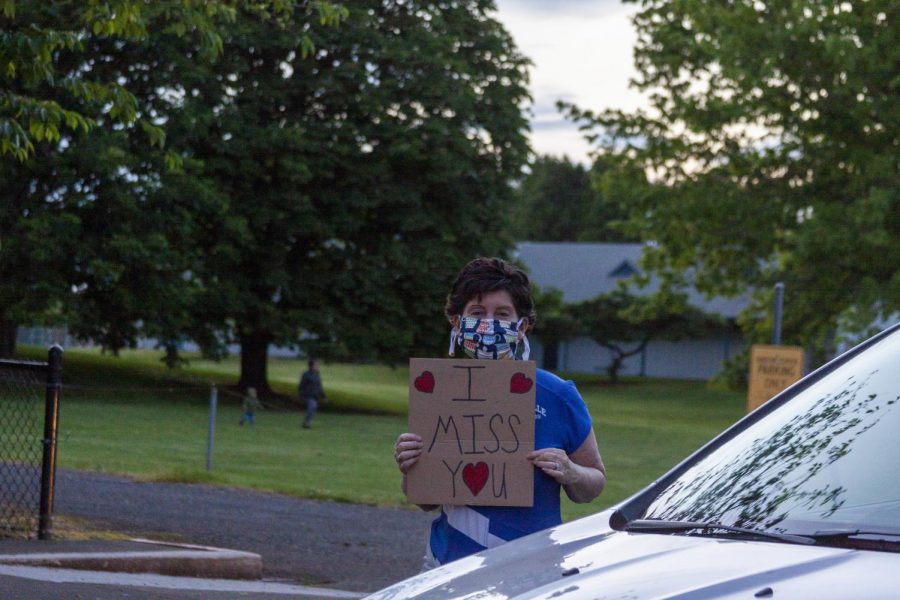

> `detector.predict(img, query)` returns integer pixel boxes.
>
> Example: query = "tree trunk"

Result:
[238,332,273,395]
[602,339,649,383]
[0,316,16,358]
[606,355,623,383]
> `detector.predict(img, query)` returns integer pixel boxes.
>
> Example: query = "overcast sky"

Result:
[493,0,643,164]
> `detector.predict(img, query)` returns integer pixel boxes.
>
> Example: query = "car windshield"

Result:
[640,328,900,542]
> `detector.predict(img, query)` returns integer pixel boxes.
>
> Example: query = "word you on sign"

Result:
[406,358,536,507]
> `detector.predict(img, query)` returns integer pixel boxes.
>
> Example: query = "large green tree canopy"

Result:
[565,0,898,358]
[0,0,346,358]
[23,0,530,390]
[0,0,343,161]
[169,0,531,391]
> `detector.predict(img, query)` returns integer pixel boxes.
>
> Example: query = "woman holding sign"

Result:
[394,257,606,568]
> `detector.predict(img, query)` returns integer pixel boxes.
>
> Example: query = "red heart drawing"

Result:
[510,372,533,394]
[414,371,435,393]
[462,462,489,496]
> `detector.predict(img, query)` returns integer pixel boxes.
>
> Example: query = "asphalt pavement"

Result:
[0,564,367,599]
[0,468,435,598]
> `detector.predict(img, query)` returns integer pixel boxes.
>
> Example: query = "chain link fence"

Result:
[0,350,61,539]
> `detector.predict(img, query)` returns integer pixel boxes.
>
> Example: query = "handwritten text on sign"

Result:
[406,358,536,507]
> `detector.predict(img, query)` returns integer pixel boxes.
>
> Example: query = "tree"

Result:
[0,154,78,357]
[0,0,344,162]
[0,1,346,359]
[511,154,637,242]
[511,155,593,241]
[2,1,529,386]
[530,286,580,370]
[0,130,175,358]
[1,0,227,162]
[129,0,531,392]
[564,0,899,361]
[570,288,723,382]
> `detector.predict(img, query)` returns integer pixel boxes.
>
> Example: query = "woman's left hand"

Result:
[527,448,579,486]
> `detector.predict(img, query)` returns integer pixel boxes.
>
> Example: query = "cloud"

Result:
[494,0,647,163]
[529,127,595,163]
[498,0,629,19]
[531,118,578,132]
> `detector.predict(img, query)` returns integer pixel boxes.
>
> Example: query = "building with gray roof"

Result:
[514,242,750,379]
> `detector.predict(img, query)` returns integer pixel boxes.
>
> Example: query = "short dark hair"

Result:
[308,358,318,370]
[444,257,537,326]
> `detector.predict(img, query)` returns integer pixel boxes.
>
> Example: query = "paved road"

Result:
[0,564,366,599]
[52,469,434,593]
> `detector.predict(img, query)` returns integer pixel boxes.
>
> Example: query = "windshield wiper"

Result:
[807,530,900,551]
[622,519,816,545]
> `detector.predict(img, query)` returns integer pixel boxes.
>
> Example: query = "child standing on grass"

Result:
[239,387,261,426]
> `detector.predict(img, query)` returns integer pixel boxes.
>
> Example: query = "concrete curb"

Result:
[0,538,262,580]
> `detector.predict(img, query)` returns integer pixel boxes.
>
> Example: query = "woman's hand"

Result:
[528,431,606,503]
[395,433,437,511]
[394,433,424,474]
[527,448,579,486]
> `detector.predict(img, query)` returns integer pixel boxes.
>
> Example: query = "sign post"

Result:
[406,358,536,507]
[747,345,804,411]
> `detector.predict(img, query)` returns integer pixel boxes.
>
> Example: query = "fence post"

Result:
[206,384,217,471]
[38,345,63,540]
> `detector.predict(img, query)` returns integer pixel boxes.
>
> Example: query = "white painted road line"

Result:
[0,564,365,598]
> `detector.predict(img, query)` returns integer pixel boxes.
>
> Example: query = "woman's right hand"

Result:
[394,433,423,474]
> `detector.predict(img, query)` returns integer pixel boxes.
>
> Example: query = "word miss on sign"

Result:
[406,358,536,507]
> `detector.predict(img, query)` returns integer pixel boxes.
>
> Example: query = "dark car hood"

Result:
[365,509,900,599]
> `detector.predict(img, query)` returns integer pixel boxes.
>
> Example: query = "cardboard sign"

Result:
[406,358,536,507]
[747,344,805,412]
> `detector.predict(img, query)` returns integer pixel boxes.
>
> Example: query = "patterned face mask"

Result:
[449,316,530,361]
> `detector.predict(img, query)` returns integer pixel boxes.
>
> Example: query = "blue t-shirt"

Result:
[428,368,593,564]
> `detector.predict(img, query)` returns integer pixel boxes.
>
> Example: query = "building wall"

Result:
[16,326,301,358]
[641,338,740,379]
[16,326,91,349]
[531,334,743,380]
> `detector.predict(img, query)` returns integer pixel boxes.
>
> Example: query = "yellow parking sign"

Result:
[747,344,805,412]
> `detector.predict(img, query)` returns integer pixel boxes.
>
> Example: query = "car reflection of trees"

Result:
[643,370,898,532]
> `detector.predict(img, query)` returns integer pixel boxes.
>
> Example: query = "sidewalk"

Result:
[0,538,262,580]
[0,538,371,598]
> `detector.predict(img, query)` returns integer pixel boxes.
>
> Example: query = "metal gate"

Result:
[0,347,62,539]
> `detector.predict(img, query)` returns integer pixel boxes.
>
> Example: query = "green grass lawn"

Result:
[16,347,746,521]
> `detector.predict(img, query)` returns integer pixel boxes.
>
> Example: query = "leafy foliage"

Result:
[531,286,580,348]
[563,0,899,360]
[0,1,345,359]
[5,1,530,388]
[570,288,724,382]
[0,0,344,161]
[531,281,725,383]
[511,154,637,242]
[153,0,532,389]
